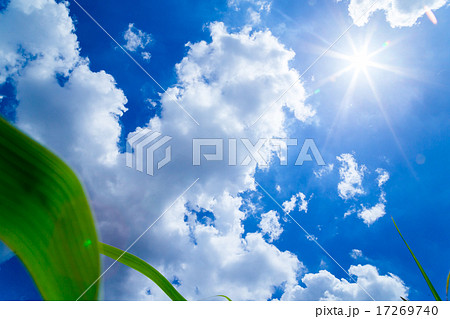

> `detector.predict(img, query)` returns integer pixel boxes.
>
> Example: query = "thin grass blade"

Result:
[216,294,232,301]
[392,217,442,301]
[446,271,449,301]
[99,242,186,301]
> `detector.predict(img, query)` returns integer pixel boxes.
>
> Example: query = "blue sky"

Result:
[0,0,449,301]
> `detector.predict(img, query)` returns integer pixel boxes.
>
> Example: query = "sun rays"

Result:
[317,32,417,178]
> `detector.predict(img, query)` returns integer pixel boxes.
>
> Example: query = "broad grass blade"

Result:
[0,117,100,300]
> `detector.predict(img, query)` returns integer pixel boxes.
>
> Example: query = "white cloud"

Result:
[344,208,356,218]
[358,202,386,226]
[123,22,315,299]
[376,168,390,187]
[346,0,448,27]
[0,0,79,83]
[336,156,390,225]
[283,194,297,213]
[248,8,262,24]
[228,0,272,12]
[228,0,272,25]
[350,249,363,259]
[258,210,283,242]
[124,23,152,52]
[298,192,309,213]
[336,154,366,200]
[282,264,408,301]
[282,192,309,214]
[314,163,334,178]
[141,51,151,61]
[356,167,390,225]
[338,164,390,226]
[306,234,318,241]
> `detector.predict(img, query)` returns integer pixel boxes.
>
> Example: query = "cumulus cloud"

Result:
[346,0,448,27]
[259,210,283,242]
[282,264,408,301]
[120,22,316,300]
[123,23,152,52]
[358,203,386,226]
[336,154,366,200]
[0,0,79,83]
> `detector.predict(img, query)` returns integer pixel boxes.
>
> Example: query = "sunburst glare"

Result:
[318,33,417,179]
[351,50,370,71]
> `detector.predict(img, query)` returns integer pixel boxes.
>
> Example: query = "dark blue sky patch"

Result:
[0,78,18,122]
[55,72,70,88]
[0,0,10,13]
[0,256,42,301]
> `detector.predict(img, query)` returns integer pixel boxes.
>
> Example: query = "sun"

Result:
[351,51,370,71]
[316,33,418,178]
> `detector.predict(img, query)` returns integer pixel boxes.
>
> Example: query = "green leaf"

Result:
[392,217,442,301]
[99,242,187,301]
[0,117,100,300]
[446,271,449,301]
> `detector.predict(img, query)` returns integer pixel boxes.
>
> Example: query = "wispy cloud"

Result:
[357,167,390,226]
[282,192,310,214]
[350,249,363,259]
[123,23,151,52]
[314,163,334,179]
[336,153,366,200]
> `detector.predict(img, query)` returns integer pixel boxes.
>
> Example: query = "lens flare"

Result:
[425,6,438,25]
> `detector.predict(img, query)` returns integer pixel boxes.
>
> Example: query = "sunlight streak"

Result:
[322,70,360,152]
[363,68,417,179]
